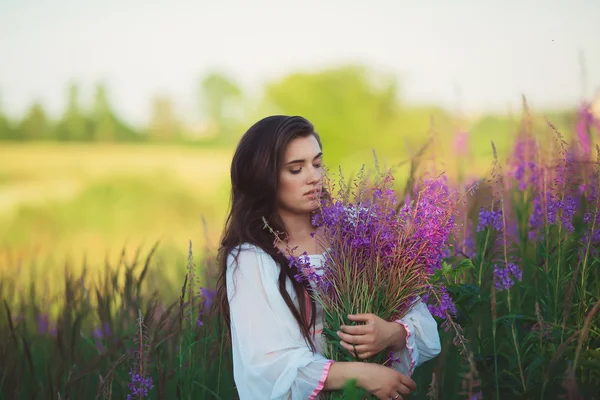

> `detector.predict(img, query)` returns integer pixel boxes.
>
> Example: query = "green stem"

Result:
[507,292,526,393]
[478,230,490,287]
[492,312,500,400]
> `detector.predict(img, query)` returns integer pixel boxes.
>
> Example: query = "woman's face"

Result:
[277,135,323,215]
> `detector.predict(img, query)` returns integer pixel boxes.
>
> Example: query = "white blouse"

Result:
[226,243,441,400]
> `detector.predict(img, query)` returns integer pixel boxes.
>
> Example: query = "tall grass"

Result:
[0,240,235,399]
[1,106,599,399]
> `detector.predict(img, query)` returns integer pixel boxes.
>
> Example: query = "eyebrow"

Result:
[285,152,323,166]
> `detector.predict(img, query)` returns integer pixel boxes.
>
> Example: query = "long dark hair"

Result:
[215,115,322,351]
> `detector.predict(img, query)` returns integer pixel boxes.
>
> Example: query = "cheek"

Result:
[278,174,301,202]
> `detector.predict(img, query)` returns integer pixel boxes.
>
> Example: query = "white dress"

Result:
[226,243,442,400]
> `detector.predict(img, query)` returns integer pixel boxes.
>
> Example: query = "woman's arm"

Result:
[227,245,336,399]
[324,362,416,400]
[390,300,442,376]
[336,301,441,376]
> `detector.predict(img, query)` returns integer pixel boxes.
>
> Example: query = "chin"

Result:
[293,203,319,214]
[307,198,321,211]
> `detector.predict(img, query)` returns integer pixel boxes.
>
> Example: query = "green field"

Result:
[0,143,237,292]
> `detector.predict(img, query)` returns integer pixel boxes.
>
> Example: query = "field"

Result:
[0,143,238,297]
[1,108,599,399]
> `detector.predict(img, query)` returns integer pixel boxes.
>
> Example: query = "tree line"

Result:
[0,64,580,165]
[0,71,246,144]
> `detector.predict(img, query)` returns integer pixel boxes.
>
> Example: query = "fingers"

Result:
[339,341,374,359]
[396,382,413,396]
[347,313,374,323]
[339,340,371,357]
[393,378,416,399]
[340,323,371,335]
[339,340,368,352]
[373,389,402,400]
[372,389,389,400]
[337,330,367,344]
[398,375,417,392]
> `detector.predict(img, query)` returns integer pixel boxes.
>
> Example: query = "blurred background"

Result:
[1,0,599,293]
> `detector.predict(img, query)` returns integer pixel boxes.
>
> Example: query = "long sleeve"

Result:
[227,244,333,400]
[390,300,441,376]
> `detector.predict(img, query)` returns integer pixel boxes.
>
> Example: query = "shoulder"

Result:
[227,242,267,260]
[226,243,279,273]
[225,243,284,295]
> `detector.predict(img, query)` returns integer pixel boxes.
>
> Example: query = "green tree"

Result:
[259,65,456,171]
[148,94,181,141]
[90,83,117,141]
[0,95,14,140]
[199,72,243,139]
[17,101,50,141]
[54,82,89,141]
[261,65,402,166]
[89,82,138,142]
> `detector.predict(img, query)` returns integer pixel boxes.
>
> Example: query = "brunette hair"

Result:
[214,115,322,351]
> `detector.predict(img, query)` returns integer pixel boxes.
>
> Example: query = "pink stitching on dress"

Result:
[308,360,334,400]
[395,321,416,376]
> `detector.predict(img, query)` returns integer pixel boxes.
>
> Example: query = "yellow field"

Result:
[0,143,236,283]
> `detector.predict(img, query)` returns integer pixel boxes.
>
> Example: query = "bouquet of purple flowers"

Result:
[286,168,459,373]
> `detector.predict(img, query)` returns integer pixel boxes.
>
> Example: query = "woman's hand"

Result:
[337,313,407,359]
[357,363,416,400]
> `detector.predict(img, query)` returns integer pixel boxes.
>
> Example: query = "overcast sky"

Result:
[1,0,599,124]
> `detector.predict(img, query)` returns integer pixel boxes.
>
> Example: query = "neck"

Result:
[278,209,314,243]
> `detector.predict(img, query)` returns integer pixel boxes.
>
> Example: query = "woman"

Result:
[214,115,441,400]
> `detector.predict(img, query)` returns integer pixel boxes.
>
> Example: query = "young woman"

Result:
[215,115,441,400]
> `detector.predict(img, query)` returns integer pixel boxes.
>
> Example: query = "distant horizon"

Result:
[1,0,599,125]
[2,70,599,129]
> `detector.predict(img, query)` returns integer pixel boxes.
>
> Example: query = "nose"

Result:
[307,164,321,184]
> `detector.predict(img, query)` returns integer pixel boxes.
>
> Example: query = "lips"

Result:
[304,189,320,197]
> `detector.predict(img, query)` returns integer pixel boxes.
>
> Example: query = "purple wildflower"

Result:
[37,314,49,335]
[508,136,539,191]
[493,263,522,291]
[463,235,476,259]
[92,322,111,338]
[200,287,215,311]
[197,287,217,327]
[528,191,579,238]
[127,370,154,399]
[559,196,577,233]
[582,210,600,247]
[528,195,545,240]
[476,208,503,232]
[423,286,457,318]
[582,210,600,226]
[406,178,456,273]
[579,182,599,204]
[289,252,323,285]
[92,322,111,352]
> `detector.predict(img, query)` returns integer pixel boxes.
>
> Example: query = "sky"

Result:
[1,0,599,125]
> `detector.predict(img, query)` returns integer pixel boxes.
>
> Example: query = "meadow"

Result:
[1,100,599,399]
